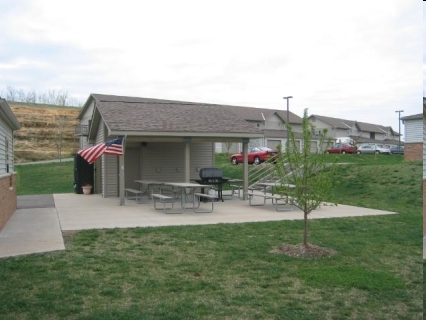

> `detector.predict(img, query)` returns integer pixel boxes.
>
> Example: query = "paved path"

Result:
[0,193,398,258]
[0,195,64,258]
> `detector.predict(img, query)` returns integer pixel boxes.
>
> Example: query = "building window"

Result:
[370,132,375,139]
[5,137,9,173]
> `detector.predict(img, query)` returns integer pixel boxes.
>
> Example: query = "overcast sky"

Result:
[0,0,422,136]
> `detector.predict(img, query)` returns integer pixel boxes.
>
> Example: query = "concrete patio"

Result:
[0,193,398,258]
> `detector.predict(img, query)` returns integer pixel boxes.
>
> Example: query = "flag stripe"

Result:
[78,138,123,164]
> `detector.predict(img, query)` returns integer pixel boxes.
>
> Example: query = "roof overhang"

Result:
[0,99,21,130]
[110,130,263,142]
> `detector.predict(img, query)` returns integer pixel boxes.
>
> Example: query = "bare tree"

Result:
[225,142,233,153]
[2,86,82,107]
[6,85,17,101]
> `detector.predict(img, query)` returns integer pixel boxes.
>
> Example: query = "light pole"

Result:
[283,96,293,127]
[395,110,404,149]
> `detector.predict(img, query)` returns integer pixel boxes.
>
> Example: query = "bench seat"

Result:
[193,193,218,213]
[125,188,142,202]
[151,193,182,213]
[248,192,294,212]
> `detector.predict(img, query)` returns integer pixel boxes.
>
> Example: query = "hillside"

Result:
[10,102,81,163]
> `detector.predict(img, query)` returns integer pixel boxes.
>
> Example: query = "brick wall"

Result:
[404,142,422,162]
[0,173,17,232]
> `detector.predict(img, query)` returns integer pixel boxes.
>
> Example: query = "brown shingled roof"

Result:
[310,115,355,129]
[90,94,262,135]
[355,121,386,133]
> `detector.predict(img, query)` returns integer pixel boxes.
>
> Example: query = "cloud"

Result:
[0,0,421,133]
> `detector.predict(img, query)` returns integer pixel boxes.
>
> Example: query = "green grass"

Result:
[15,161,75,195]
[4,155,422,319]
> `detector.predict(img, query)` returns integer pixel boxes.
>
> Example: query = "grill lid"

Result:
[199,167,223,179]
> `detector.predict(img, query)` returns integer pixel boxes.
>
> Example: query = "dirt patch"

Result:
[270,243,338,258]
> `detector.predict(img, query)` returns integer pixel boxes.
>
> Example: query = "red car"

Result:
[326,143,357,154]
[230,147,278,165]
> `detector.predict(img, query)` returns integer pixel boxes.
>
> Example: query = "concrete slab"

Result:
[0,192,398,259]
[0,207,65,258]
[54,193,398,231]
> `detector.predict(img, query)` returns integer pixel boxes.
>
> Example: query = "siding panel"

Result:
[0,117,13,174]
[423,116,426,179]
[139,142,214,182]
[405,119,422,143]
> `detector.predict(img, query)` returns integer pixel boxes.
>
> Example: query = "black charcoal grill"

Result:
[194,168,229,201]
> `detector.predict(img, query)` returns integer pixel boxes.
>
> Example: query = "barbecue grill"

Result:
[194,168,229,201]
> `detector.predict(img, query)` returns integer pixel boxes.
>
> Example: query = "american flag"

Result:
[78,137,124,164]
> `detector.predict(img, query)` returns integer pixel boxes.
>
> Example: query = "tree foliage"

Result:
[275,108,336,246]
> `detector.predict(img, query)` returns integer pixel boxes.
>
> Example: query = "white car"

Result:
[357,144,390,155]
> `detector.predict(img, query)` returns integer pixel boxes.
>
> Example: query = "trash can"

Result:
[73,154,94,194]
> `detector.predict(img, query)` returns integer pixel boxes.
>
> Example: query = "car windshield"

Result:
[250,147,274,152]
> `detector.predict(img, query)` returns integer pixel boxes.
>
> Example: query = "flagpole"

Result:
[119,136,127,206]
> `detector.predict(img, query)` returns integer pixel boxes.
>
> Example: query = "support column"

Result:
[119,155,125,205]
[184,137,191,182]
[242,139,249,200]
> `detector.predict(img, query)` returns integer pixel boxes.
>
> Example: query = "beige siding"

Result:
[0,117,14,174]
[104,154,118,197]
[141,142,185,182]
[80,100,95,150]
[139,142,214,182]
[265,114,285,130]
[190,142,214,180]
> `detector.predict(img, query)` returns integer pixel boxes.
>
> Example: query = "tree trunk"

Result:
[304,212,308,246]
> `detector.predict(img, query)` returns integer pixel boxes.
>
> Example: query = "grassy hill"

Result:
[10,102,80,163]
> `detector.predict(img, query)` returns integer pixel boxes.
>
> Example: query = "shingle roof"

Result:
[90,94,262,135]
[355,121,386,133]
[311,114,400,135]
[226,106,302,124]
[309,115,355,129]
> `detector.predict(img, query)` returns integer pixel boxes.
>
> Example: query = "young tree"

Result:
[275,108,336,246]
[55,114,69,162]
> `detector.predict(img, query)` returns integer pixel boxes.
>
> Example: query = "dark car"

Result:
[230,147,278,165]
[326,143,357,154]
[390,146,404,154]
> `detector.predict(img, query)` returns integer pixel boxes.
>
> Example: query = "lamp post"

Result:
[283,96,293,127]
[395,110,404,149]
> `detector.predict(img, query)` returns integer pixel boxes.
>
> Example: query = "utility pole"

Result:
[283,96,293,127]
[395,110,404,149]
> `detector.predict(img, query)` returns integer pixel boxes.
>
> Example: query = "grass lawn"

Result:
[4,155,422,319]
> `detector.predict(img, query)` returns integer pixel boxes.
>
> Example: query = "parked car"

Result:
[356,144,390,154]
[326,143,357,154]
[230,147,278,165]
[389,146,404,154]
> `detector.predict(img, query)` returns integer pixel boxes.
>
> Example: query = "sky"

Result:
[0,0,422,137]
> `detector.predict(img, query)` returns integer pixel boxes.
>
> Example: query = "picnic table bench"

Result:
[151,193,182,214]
[124,188,142,203]
[248,191,294,212]
[193,193,218,213]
